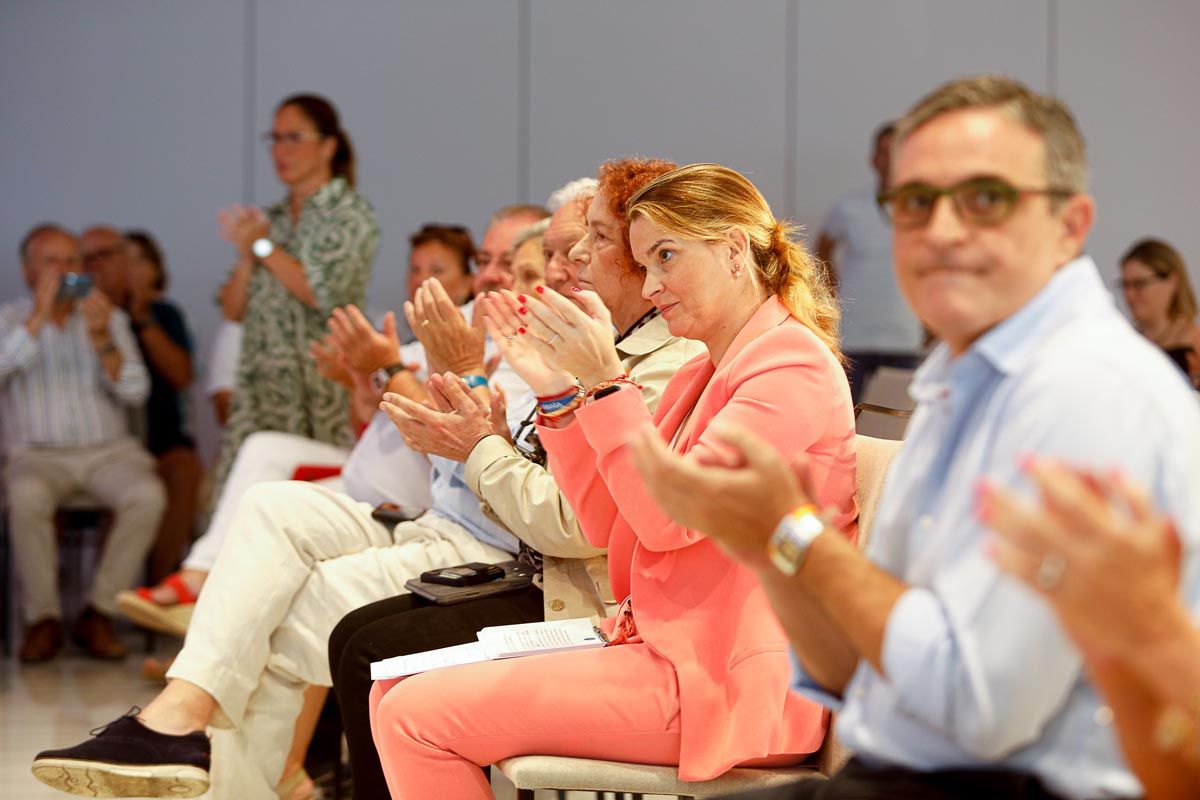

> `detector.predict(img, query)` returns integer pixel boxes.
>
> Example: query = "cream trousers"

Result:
[4,437,165,622]
[165,480,510,800]
[183,430,349,573]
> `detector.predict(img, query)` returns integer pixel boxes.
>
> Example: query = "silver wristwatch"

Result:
[370,363,408,393]
[766,505,826,576]
[251,237,275,259]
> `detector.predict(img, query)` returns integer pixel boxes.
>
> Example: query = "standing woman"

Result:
[210,93,379,500]
[1119,238,1200,384]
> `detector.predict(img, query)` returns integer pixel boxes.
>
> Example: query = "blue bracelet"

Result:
[460,374,488,389]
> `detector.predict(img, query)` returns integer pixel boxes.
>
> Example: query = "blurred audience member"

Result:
[817,121,924,402]
[541,179,597,292]
[83,226,202,584]
[509,218,549,294]
[984,461,1200,800]
[405,223,476,311]
[1118,238,1200,385]
[1,224,164,662]
[209,93,380,506]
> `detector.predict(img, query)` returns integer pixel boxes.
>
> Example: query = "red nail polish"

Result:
[535,285,545,294]
[518,327,526,334]
[974,481,994,521]
[519,307,528,315]
[517,294,527,303]
[571,286,582,292]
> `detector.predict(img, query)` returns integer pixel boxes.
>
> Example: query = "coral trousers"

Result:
[369,642,800,799]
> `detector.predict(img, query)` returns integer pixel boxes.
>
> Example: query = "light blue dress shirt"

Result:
[794,256,1200,799]
[420,388,537,556]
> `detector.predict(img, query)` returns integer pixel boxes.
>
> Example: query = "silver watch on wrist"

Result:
[251,238,275,259]
[370,363,408,393]
[766,505,826,576]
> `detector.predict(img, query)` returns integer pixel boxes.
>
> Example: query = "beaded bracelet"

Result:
[538,380,585,417]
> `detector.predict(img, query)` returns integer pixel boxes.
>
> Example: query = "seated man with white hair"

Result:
[31,199,557,800]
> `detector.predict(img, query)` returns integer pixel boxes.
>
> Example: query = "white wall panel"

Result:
[1056,0,1200,292]
[0,0,247,462]
[527,0,790,213]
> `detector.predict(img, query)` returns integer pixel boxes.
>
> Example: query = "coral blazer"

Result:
[539,296,857,780]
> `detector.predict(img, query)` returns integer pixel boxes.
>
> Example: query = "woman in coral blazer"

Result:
[369,163,856,798]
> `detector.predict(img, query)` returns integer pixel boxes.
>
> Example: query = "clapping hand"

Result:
[327,305,401,374]
[404,278,484,376]
[309,331,353,389]
[380,372,508,462]
[79,289,114,340]
[981,461,1187,661]
[218,204,270,256]
[629,422,814,568]
[507,286,625,391]
[479,290,576,397]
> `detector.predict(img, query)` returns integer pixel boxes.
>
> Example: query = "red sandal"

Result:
[115,573,199,638]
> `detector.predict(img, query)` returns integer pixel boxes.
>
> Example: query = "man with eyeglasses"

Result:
[817,122,925,403]
[631,75,1200,800]
[1,225,163,663]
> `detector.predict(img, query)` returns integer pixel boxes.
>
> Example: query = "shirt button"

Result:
[549,600,565,612]
[1093,705,1114,726]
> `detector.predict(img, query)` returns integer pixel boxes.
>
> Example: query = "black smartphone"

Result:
[370,502,418,527]
[419,562,506,587]
[57,272,94,301]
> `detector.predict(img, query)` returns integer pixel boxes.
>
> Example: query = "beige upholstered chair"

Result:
[495,434,904,799]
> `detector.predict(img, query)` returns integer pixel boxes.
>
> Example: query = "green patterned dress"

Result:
[209,177,380,505]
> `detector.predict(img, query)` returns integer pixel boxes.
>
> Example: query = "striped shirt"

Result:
[0,297,149,448]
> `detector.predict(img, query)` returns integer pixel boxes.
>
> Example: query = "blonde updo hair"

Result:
[626,163,841,360]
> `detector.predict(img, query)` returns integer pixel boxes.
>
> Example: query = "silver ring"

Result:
[1034,553,1067,591]
[546,333,561,344]
[505,334,516,342]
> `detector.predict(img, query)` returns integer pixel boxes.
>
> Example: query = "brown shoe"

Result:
[71,606,127,660]
[19,617,64,663]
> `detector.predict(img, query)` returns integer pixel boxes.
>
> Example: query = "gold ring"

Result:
[1035,553,1066,591]
[421,320,431,328]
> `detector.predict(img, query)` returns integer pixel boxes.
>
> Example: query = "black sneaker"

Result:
[31,708,210,797]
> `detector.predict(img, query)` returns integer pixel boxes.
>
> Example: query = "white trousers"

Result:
[183,431,349,573]
[165,481,510,800]
[4,438,165,621]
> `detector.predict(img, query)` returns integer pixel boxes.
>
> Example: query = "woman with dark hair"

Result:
[1118,238,1200,384]
[207,93,379,507]
[124,230,203,584]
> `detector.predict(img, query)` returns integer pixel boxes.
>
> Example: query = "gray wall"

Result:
[2,0,1198,460]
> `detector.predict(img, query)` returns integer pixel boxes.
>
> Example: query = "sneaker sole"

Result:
[31,757,209,797]
[115,592,193,638]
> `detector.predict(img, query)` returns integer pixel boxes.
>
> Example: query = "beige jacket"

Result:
[465,314,703,620]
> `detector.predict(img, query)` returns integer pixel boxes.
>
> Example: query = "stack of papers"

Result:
[370,617,606,680]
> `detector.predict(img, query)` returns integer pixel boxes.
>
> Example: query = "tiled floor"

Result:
[0,632,654,800]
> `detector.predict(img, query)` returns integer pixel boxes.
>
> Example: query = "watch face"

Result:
[370,368,388,394]
[252,238,274,258]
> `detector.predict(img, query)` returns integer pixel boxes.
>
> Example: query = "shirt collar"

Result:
[268,176,347,216]
[910,255,1108,400]
[616,312,673,357]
